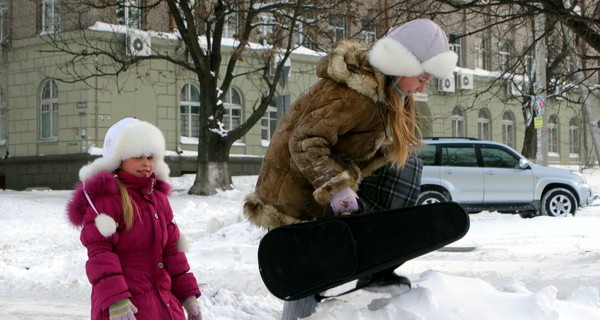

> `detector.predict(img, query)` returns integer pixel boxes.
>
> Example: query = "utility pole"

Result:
[534,13,548,166]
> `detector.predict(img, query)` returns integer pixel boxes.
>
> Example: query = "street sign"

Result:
[536,96,545,115]
[534,116,543,129]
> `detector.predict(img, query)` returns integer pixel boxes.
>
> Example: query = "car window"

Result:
[440,145,477,167]
[418,144,436,165]
[480,146,520,168]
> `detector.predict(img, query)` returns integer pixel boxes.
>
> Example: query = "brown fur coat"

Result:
[243,39,395,229]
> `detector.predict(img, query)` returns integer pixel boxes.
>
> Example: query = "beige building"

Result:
[0,1,598,190]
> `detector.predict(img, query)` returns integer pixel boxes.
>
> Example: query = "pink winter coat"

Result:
[67,171,201,320]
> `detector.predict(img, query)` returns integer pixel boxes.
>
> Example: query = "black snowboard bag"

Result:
[257,202,470,300]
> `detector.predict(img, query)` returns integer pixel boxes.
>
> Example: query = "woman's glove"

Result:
[108,299,138,320]
[182,296,203,320]
[330,187,359,214]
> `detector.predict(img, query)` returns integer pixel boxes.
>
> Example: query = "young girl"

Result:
[243,19,457,319]
[67,118,202,320]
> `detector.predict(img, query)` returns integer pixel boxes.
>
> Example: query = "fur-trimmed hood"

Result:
[316,39,388,105]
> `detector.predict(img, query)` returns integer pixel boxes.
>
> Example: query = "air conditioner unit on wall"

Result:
[456,72,474,90]
[127,30,151,57]
[438,76,455,93]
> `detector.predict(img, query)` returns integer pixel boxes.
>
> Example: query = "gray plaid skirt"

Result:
[357,155,423,213]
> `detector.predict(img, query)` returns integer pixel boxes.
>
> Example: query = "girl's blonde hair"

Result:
[385,83,422,167]
[115,178,135,230]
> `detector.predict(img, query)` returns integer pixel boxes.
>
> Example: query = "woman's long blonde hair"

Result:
[385,81,422,167]
[115,178,135,230]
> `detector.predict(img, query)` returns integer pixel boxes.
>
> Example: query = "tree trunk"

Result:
[188,159,232,195]
[521,119,538,160]
[188,133,234,195]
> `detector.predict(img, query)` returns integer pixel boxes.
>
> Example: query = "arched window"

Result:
[548,114,559,154]
[477,108,491,140]
[569,117,579,157]
[40,79,58,140]
[180,83,200,138]
[451,106,465,137]
[501,111,515,148]
[223,87,242,131]
[0,86,6,144]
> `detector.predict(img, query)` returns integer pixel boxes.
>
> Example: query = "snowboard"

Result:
[257,202,470,301]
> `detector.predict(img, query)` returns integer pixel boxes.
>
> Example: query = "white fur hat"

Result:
[368,19,458,79]
[79,118,170,181]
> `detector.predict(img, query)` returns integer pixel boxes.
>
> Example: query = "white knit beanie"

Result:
[369,19,458,78]
[79,118,170,181]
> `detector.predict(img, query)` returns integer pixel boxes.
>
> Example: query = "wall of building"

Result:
[2,1,599,191]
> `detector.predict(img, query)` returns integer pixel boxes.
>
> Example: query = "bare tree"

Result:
[395,0,600,161]
[40,0,600,195]
[456,0,599,162]
[42,0,367,195]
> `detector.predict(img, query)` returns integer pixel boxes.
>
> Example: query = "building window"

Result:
[0,86,5,143]
[501,111,515,148]
[180,83,200,138]
[476,37,490,70]
[329,15,345,42]
[301,27,316,50]
[224,8,239,38]
[361,19,376,44]
[499,40,512,72]
[261,105,278,143]
[449,33,463,68]
[258,13,276,45]
[548,114,559,154]
[41,0,61,34]
[569,117,579,157]
[0,0,11,43]
[477,109,491,140]
[40,79,59,140]
[117,0,141,29]
[451,106,465,137]
[524,50,534,76]
[292,20,304,47]
[223,87,242,131]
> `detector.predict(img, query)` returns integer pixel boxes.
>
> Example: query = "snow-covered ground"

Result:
[1,167,600,319]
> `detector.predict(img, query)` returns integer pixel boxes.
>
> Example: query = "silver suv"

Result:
[416,138,594,218]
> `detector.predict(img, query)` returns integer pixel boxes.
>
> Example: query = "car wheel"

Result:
[541,188,577,217]
[417,190,449,206]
